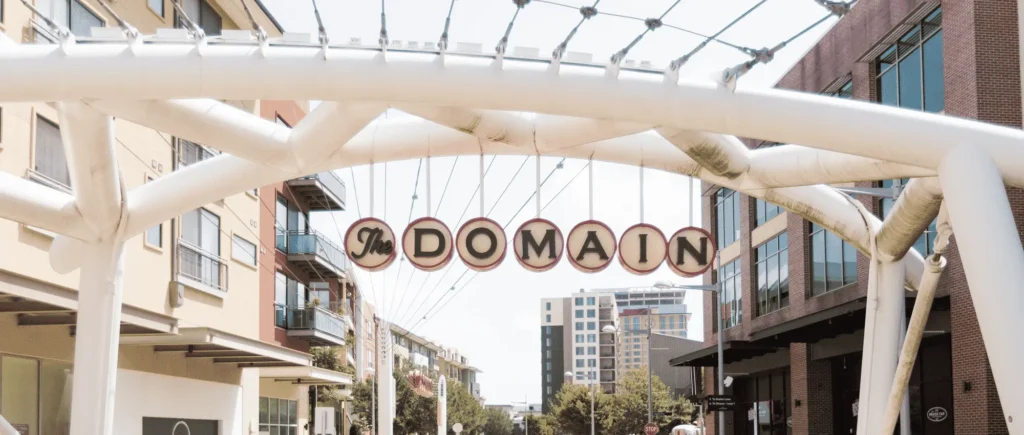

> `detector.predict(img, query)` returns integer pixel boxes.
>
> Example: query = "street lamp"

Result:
[654,280,723,435]
[565,369,596,435]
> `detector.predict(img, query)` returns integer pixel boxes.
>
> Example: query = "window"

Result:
[587,322,595,331]
[810,222,858,296]
[276,194,309,252]
[879,178,937,256]
[833,80,853,99]
[586,297,595,305]
[545,350,551,358]
[716,188,742,247]
[145,224,163,248]
[576,347,584,356]
[575,310,583,318]
[34,0,103,39]
[260,397,298,435]
[575,297,584,305]
[33,115,71,190]
[717,259,742,329]
[586,309,595,318]
[544,326,551,335]
[148,0,164,16]
[587,347,596,355]
[232,235,257,267]
[575,334,583,343]
[576,360,584,368]
[756,233,790,316]
[178,139,216,167]
[877,8,943,113]
[180,208,224,289]
[587,359,596,368]
[545,314,551,323]
[755,199,782,227]
[587,334,596,343]
[546,302,551,310]
[175,0,223,36]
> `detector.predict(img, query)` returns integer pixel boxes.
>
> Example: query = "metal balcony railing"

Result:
[177,240,228,292]
[286,172,347,210]
[285,305,347,341]
[279,228,349,272]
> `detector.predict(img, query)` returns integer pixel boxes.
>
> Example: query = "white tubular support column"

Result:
[87,99,293,170]
[882,253,946,434]
[69,240,126,435]
[0,171,91,240]
[876,177,943,261]
[396,104,536,146]
[656,128,749,178]
[287,102,387,171]
[855,252,905,435]
[939,145,1024,430]
[747,145,935,188]
[377,322,394,435]
[58,101,121,234]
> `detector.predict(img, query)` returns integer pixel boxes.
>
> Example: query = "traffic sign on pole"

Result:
[644,422,659,435]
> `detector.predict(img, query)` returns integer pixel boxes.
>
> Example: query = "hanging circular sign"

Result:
[666,226,717,277]
[566,220,617,273]
[345,217,397,271]
[401,217,453,271]
[513,218,564,272]
[927,407,948,423]
[456,217,507,272]
[618,223,667,275]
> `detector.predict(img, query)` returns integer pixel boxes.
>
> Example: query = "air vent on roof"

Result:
[282,32,312,43]
[457,42,483,53]
[221,29,254,41]
[512,46,540,58]
[565,51,593,64]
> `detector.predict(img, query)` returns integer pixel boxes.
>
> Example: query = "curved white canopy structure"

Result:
[1,36,1022,435]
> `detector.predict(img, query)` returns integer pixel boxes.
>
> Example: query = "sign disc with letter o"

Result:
[514,218,563,272]
[566,220,617,273]
[456,217,507,272]
[667,226,717,277]
[618,223,667,275]
[345,217,397,271]
[402,217,453,271]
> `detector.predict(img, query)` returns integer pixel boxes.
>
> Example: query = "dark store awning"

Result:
[750,300,866,344]
[669,341,782,367]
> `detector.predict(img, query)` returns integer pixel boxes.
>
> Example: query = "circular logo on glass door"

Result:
[927,407,948,423]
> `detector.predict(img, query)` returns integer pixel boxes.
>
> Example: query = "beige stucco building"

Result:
[0,1,351,434]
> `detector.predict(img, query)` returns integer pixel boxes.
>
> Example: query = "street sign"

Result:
[644,422,659,435]
[705,395,736,411]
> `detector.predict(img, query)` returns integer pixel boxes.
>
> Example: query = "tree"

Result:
[483,408,514,435]
[446,378,486,434]
[603,368,694,435]
[513,414,555,435]
[310,346,352,404]
[550,382,613,435]
[349,369,437,434]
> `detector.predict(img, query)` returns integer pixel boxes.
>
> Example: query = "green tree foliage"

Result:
[446,377,486,434]
[483,408,514,435]
[603,368,694,435]
[512,414,555,435]
[310,346,353,405]
[549,383,613,435]
[349,370,437,434]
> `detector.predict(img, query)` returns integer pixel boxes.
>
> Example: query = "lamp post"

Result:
[565,370,596,435]
[654,281,723,435]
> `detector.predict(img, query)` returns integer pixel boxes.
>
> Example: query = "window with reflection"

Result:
[877,8,943,113]
[716,188,742,247]
[755,199,782,227]
[717,259,742,329]
[756,233,789,316]
[810,223,858,296]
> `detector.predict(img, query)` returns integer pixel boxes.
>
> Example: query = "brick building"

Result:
[670,1,1020,434]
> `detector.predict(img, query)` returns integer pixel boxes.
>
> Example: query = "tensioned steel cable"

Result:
[609,0,685,64]
[438,0,457,51]
[310,0,329,46]
[392,156,497,326]
[378,0,389,48]
[724,12,835,83]
[433,157,459,218]
[486,156,530,217]
[551,0,600,59]
[496,0,531,55]
[387,159,423,320]
[670,0,768,69]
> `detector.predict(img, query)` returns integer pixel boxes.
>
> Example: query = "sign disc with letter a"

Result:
[345,217,397,271]
[514,218,563,272]
[667,227,717,277]
[402,217,453,271]
[566,220,616,273]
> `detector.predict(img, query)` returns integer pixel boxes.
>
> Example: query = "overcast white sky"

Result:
[260,0,835,405]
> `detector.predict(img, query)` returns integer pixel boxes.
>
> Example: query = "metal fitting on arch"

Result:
[580,6,598,19]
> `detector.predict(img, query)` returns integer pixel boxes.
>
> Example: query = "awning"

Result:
[120,327,311,367]
[0,271,177,335]
[749,299,866,344]
[669,341,782,367]
[260,366,353,385]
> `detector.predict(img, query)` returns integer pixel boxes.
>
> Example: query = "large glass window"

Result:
[718,259,742,329]
[716,188,742,247]
[810,223,858,296]
[35,0,103,39]
[877,8,943,113]
[259,397,298,435]
[756,233,789,316]
[754,199,782,227]
[231,235,257,267]
[148,0,164,16]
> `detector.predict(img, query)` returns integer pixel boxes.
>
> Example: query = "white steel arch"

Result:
[1,38,1022,435]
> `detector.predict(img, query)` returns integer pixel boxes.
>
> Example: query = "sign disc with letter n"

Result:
[667,227,717,277]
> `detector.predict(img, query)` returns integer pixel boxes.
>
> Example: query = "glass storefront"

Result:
[730,369,792,435]
[0,354,73,435]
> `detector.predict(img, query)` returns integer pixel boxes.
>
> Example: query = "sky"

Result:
[260,0,837,405]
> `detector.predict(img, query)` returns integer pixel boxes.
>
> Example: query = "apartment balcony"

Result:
[599,347,615,358]
[279,229,348,280]
[599,334,615,346]
[286,172,347,211]
[177,240,228,294]
[284,305,348,346]
[600,371,616,383]
[601,383,616,394]
[600,359,615,370]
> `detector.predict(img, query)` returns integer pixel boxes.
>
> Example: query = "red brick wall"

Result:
[790,344,832,434]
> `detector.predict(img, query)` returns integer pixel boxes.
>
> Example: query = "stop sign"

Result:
[644,422,659,435]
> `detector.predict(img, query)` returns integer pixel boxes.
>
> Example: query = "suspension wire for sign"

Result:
[535,155,542,218]
[688,176,694,227]
[639,165,645,223]
[486,157,530,217]
[426,156,432,217]
[389,159,423,320]
[434,156,459,218]
[369,162,375,217]
[479,153,486,217]
[588,155,594,220]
